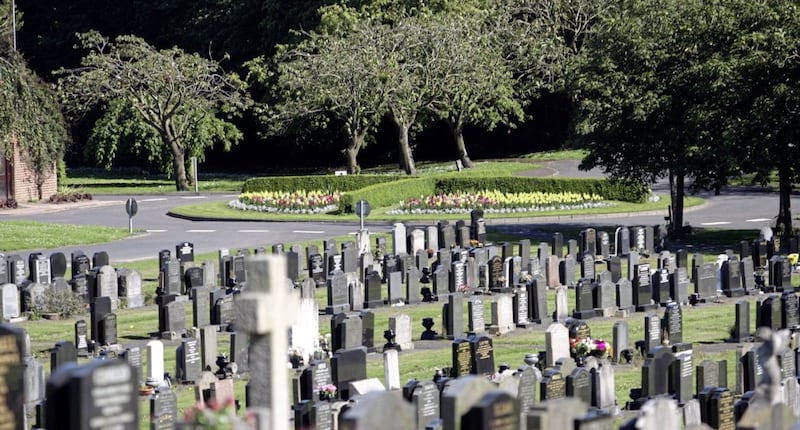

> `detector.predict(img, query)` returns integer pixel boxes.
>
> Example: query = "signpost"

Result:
[125,198,138,234]
[355,199,371,230]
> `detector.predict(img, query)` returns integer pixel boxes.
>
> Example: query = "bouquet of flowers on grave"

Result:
[457,284,471,293]
[183,397,252,430]
[569,336,611,359]
[318,384,338,400]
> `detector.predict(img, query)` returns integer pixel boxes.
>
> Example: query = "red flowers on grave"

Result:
[569,336,611,360]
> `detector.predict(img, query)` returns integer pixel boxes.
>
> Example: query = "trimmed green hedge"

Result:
[241,175,396,193]
[434,177,649,203]
[340,178,437,213]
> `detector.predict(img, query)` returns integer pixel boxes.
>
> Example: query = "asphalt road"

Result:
[2,160,797,262]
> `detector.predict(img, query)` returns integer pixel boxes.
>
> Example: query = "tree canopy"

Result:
[56,31,248,190]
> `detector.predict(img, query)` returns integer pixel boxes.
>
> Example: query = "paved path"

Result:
[1,160,793,262]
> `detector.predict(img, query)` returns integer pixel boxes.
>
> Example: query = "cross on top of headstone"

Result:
[235,254,299,430]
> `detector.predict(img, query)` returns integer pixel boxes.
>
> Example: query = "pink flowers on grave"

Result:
[570,336,611,360]
[318,384,338,400]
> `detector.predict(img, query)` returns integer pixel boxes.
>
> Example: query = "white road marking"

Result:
[223,194,239,198]
[745,218,771,222]
[187,229,216,233]
[146,229,167,233]
[181,196,208,199]
[238,229,270,233]
[141,198,167,202]
[292,230,324,234]
[700,222,732,226]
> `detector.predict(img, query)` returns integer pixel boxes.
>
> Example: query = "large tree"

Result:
[722,0,800,241]
[56,31,247,190]
[424,11,523,168]
[258,19,389,174]
[570,0,747,239]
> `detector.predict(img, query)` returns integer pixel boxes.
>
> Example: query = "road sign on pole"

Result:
[125,198,138,234]
[355,200,371,230]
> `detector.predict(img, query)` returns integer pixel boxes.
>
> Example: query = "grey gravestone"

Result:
[387,272,403,306]
[443,294,464,339]
[99,312,118,345]
[403,380,439,430]
[50,341,77,373]
[652,268,670,305]
[540,368,567,401]
[0,284,19,320]
[669,267,690,305]
[46,359,138,430]
[191,287,211,328]
[74,320,88,357]
[330,347,368,400]
[149,387,177,430]
[364,271,383,309]
[616,278,633,314]
[613,320,629,363]
[163,301,186,337]
[331,313,363,352]
[663,303,683,345]
[732,300,750,342]
[452,339,472,377]
[462,391,519,430]
[325,271,350,315]
[49,252,67,279]
[176,338,202,383]
[721,260,745,297]
[90,296,112,344]
[633,264,655,312]
[566,367,592,405]
[644,313,661,353]
[528,275,549,324]
[467,297,485,334]
[92,251,110,268]
[117,268,144,308]
[7,255,25,286]
[469,335,495,376]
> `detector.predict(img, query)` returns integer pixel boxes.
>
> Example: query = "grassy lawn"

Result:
[0,220,133,252]
[169,194,704,223]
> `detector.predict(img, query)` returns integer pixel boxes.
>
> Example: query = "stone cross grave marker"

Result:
[235,254,299,430]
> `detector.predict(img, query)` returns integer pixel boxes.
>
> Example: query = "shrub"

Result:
[49,186,93,204]
[27,288,87,319]
[340,177,437,213]
[0,199,17,209]
[242,175,396,193]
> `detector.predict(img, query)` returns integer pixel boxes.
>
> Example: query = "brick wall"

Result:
[11,139,57,202]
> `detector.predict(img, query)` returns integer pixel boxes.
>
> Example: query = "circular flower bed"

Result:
[229,190,342,214]
[386,190,611,215]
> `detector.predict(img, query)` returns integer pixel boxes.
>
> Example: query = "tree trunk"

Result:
[166,135,190,191]
[345,133,363,174]
[395,121,416,175]
[448,120,473,169]
[777,159,792,243]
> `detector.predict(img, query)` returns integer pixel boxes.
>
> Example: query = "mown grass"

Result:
[519,149,589,161]
[0,220,133,252]
[169,194,704,223]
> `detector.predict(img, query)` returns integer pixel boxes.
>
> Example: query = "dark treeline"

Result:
[14,0,566,172]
